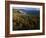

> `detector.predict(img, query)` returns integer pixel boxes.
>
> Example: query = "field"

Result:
[13,8,40,31]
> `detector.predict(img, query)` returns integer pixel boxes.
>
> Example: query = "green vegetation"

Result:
[13,9,40,30]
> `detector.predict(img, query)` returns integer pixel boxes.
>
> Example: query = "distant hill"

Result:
[19,9,40,16]
[13,9,40,16]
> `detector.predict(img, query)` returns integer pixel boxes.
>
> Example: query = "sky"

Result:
[13,7,40,11]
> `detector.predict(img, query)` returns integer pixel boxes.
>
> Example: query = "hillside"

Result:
[13,9,40,30]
